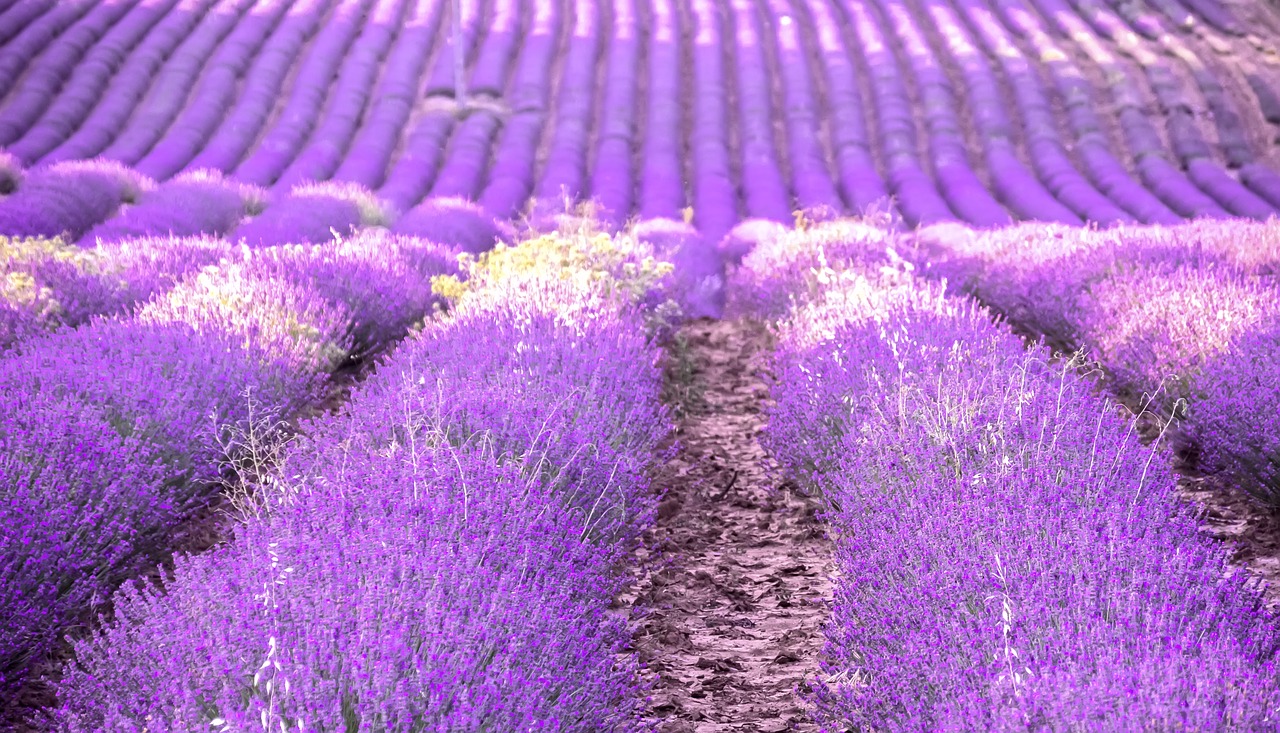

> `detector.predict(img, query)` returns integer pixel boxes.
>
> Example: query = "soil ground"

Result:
[619,318,835,733]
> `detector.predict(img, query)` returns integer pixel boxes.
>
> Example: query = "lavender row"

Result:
[0,232,229,351]
[986,0,1182,223]
[529,0,602,223]
[0,0,96,101]
[0,159,150,240]
[587,0,641,227]
[373,0,485,210]
[97,0,285,167]
[683,0,739,242]
[1104,0,1253,167]
[477,0,562,218]
[140,0,338,181]
[870,0,1012,226]
[837,0,956,226]
[759,232,1280,728]
[31,0,226,167]
[81,168,266,243]
[0,0,166,148]
[797,0,892,215]
[763,0,844,219]
[951,0,1136,225]
[230,180,390,247]
[420,0,487,96]
[1022,0,1236,219]
[427,0,525,201]
[914,0,1084,224]
[273,0,411,190]
[47,236,668,730]
[1065,0,1278,218]
[0,230,458,709]
[0,0,57,49]
[912,219,1280,510]
[330,0,444,189]
[232,0,377,186]
[729,0,794,224]
[637,0,686,220]
[184,0,340,175]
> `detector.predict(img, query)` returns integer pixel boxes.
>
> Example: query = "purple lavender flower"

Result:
[390,196,510,253]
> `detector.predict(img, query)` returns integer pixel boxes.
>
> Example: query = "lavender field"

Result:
[4,0,1280,729]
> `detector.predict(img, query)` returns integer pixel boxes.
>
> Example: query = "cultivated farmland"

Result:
[3,0,1280,730]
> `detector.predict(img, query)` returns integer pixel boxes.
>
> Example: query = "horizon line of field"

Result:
[2,0,1280,237]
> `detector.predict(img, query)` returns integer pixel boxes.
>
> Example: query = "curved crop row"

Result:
[0,233,230,350]
[0,0,162,149]
[913,0,1082,224]
[950,0,1134,225]
[29,0,226,167]
[838,0,956,226]
[529,0,602,221]
[2,0,1280,225]
[96,0,278,168]
[871,0,1013,226]
[272,0,411,190]
[164,0,339,178]
[637,0,686,219]
[231,0,377,186]
[330,0,444,189]
[477,0,563,218]
[763,0,844,217]
[797,0,891,215]
[681,0,738,241]
[728,0,793,223]
[426,0,524,200]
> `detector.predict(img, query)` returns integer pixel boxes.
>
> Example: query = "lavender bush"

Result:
[727,217,896,318]
[909,220,1280,513]
[767,262,1280,729]
[80,169,267,244]
[0,233,460,702]
[390,196,510,254]
[232,181,389,248]
[51,231,669,731]
[0,234,232,350]
[632,218,725,319]
[0,159,150,240]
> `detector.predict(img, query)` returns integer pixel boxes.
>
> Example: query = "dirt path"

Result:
[621,318,834,733]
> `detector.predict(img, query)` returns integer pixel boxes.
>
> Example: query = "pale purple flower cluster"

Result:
[767,267,1280,729]
[0,234,458,702]
[52,270,666,731]
[909,220,1280,509]
[727,218,896,317]
[716,218,790,267]
[0,159,151,240]
[0,234,232,350]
